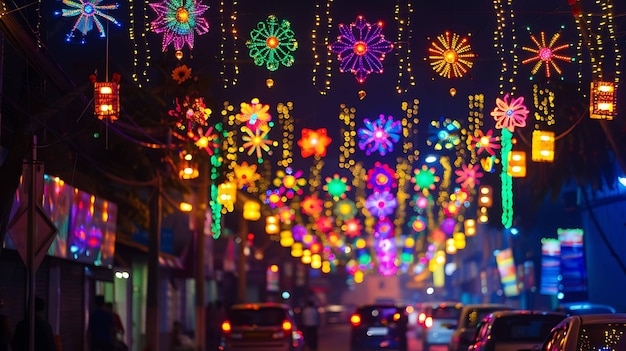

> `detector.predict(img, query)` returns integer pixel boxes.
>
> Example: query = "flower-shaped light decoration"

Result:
[522,31,572,78]
[454,163,484,190]
[60,0,120,43]
[232,161,261,190]
[427,117,462,151]
[273,167,307,199]
[315,216,335,233]
[357,114,402,156]
[278,206,295,224]
[292,224,308,241]
[300,194,324,217]
[365,191,397,219]
[413,194,431,211]
[193,126,219,155]
[246,15,298,72]
[324,174,351,200]
[408,215,427,233]
[236,98,272,132]
[333,199,358,221]
[264,189,284,209]
[490,94,529,132]
[240,127,276,162]
[470,129,500,156]
[412,165,440,192]
[297,128,332,158]
[329,16,393,83]
[169,96,211,135]
[149,0,209,51]
[367,162,397,192]
[428,31,477,79]
[171,64,192,84]
[374,218,394,239]
[342,218,363,239]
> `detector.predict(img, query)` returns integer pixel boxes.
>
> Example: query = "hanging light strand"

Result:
[394,0,414,94]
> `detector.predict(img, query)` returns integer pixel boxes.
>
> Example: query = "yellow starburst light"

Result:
[240,127,276,161]
[428,31,476,79]
[522,31,572,78]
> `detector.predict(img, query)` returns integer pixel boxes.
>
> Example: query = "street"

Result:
[317,323,428,351]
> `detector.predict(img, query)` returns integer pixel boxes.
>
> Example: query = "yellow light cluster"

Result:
[590,81,617,120]
[507,151,527,177]
[280,230,294,247]
[338,104,357,170]
[400,99,420,163]
[265,215,279,235]
[532,85,555,126]
[467,94,485,164]
[277,102,295,167]
[291,242,303,257]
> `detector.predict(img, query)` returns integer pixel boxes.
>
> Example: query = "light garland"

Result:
[394,0,415,93]
[128,0,151,86]
[311,0,333,94]
[492,0,519,95]
[466,94,484,165]
[532,84,555,126]
[218,0,239,88]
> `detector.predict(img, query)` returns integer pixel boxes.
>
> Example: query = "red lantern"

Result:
[94,82,120,122]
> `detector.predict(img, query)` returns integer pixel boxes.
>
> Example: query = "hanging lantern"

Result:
[453,232,466,250]
[243,200,261,221]
[94,81,120,121]
[265,215,279,235]
[266,78,274,88]
[178,151,199,179]
[590,81,617,120]
[478,185,493,208]
[532,130,555,162]
[449,87,457,97]
[175,50,184,61]
[464,219,476,237]
[507,151,527,177]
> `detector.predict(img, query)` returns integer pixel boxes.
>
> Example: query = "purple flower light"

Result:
[358,114,402,156]
[329,16,393,83]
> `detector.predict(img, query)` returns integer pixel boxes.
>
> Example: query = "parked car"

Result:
[448,303,513,351]
[349,303,408,351]
[554,302,616,316]
[418,301,463,351]
[540,313,626,351]
[220,302,305,351]
[322,304,349,324]
[468,310,565,351]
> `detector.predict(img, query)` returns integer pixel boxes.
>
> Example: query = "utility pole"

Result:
[194,161,209,351]
[145,174,162,350]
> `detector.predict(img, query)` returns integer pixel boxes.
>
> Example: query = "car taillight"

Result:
[221,320,232,333]
[418,312,426,324]
[350,314,361,327]
[282,320,292,331]
[424,316,433,328]
[393,312,401,321]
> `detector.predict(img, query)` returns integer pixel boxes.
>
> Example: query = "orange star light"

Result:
[232,161,261,189]
[297,128,332,158]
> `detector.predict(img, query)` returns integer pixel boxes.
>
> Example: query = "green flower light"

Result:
[324,174,351,200]
[246,15,298,72]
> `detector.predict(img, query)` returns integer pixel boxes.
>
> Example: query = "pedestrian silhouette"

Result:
[301,300,320,351]
[88,295,115,351]
[0,296,12,351]
[11,297,56,351]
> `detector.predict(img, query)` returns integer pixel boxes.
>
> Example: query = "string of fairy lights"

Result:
[128,0,150,86]
[311,0,334,94]
[339,104,357,170]
[219,0,239,88]
[276,102,295,168]
[394,0,415,94]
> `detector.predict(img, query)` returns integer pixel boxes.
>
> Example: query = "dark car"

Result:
[349,304,408,351]
[540,313,626,351]
[220,302,305,351]
[448,303,512,351]
[554,302,616,316]
[468,310,565,351]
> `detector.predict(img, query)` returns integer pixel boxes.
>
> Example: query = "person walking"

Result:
[88,295,115,351]
[0,296,12,351]
[11,297,56,351]
[301,301,320,351]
